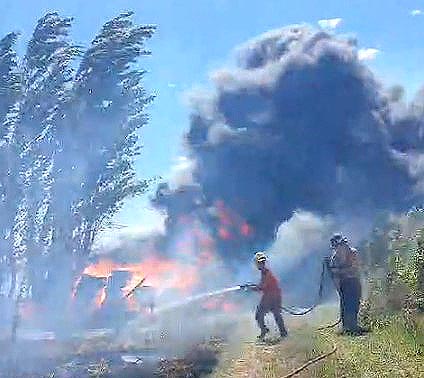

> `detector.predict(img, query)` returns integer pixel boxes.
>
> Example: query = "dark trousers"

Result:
[339,277,361,332]
[255,298,287,336]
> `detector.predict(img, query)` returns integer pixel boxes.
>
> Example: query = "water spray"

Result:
[155,286,243,313]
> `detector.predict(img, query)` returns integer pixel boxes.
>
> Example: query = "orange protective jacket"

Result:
[258,268,282,306]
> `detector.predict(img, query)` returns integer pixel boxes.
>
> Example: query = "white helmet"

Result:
[330,233,348,249]
[254,251,267,264]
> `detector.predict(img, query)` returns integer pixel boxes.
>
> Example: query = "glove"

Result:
[239,283,258,291]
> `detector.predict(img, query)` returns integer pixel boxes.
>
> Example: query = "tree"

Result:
[9,13,79,301]
[59,11,155,264]
[0,12,155,321]
[41,14,155,318]
[0,32,21,297]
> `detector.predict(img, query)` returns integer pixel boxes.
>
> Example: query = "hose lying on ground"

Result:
[281,305,318,316]
[279,261,342,377]
[280,260,327,316]
[280,335,337,378]
[273,315,340,378]
[315,317,341,330]
[279,262,341,376]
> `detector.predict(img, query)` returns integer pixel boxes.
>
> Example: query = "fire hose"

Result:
[280,335,337,378]
[282,259,370,377]
[279,312,340,378]
[240,259,331,316]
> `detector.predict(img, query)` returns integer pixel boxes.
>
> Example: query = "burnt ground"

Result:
[0,292,244,377]
[0,335,223,378]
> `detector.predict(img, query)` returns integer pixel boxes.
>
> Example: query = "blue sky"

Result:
[2,0,424,234]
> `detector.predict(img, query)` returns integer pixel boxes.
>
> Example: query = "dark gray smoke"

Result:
[154,26,422,264]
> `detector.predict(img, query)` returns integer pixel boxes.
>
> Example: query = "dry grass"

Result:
[212,310,423,378]
[310,316,424,377]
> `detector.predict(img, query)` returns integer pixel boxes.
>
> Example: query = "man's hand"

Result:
[239,283,259,291]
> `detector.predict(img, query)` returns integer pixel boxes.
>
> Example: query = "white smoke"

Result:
[168,156,197,189]
[318,18,343,30]
[358,47,380,61]
[268,211,333,273]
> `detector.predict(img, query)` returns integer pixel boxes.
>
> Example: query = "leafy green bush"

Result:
[360,210,424,332]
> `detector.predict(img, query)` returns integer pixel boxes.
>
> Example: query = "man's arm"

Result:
[256,271,266,291]
[327,252,342,290]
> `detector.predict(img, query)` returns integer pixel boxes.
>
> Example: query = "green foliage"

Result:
[360,209,424,335]
[314,318,423,377]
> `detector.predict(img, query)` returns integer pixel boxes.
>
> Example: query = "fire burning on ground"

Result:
[9,198,256,377]
[94,285,107,308]
[83,257,198,295]
[71,199,255,313]
[74,256,201,310]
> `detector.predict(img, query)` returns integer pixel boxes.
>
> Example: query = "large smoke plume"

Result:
[152,26,423,274]
[75,24,424,357]
[80,24,424,342]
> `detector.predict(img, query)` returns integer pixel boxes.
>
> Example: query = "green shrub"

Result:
[360,210,424,332]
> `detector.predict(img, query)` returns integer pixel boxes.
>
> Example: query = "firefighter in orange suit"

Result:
[253,252,288,340]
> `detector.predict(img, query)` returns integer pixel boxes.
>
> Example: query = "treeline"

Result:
[0,12,155,310]
[360,209,424,334]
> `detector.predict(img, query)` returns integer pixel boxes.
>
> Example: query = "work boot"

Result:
[279,329,288,339]
[336,328,348,336]
[257,327,269,341]
[357,326,370,334]
[349,326,369,336]
[338,327,366,336]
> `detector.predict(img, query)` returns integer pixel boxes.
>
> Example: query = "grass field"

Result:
[212,310,423,378]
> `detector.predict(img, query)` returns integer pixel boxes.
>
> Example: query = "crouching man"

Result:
[253,252,288,341]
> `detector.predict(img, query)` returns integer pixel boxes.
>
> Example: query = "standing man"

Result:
[328,234,364,335]
[253,252,288,340]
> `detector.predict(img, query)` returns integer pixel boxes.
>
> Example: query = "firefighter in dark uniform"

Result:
[328,234,365,335]
[253,252,288,340]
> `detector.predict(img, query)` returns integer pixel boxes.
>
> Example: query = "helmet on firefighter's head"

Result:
[330,233,348,249]
[254,251,267,265]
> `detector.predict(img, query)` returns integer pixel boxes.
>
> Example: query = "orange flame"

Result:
[71,275,82,299]
[83,259,115,278]
[202,298,238,313]
[218,227,232,240]
[240,222,253,237]
[118,256,199,294]
[83,257,198,292]
[75,215,224,311]
[77,255,200,311]
[95,285,107,308]
[215,200,254,240]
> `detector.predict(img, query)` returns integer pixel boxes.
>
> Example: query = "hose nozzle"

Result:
[239,283,258,291]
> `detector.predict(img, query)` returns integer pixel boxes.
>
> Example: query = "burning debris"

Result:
[157,341,220,378]
[69,255,201,325]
